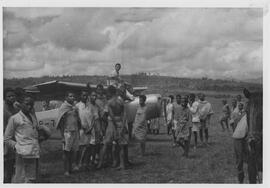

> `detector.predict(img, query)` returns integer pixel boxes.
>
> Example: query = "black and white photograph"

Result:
[1,0,267,184]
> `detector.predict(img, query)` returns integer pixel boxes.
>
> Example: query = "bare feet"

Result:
[73,165,79,171]
[116,166,126,171]
[96,163,103,170]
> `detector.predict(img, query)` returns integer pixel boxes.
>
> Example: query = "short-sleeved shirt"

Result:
[198,100,214,120]
[166,103,173,123]
[189,101,200,123]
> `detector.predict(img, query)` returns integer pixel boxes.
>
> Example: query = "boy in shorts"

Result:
[189,93,200,149]
[56,91,81,176]
[198,93,214,145]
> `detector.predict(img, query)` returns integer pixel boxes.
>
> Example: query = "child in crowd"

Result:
[188,93,200,149]
[220,99,230,132]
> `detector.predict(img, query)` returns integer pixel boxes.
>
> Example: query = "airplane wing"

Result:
[24,80,148,100]
[132,86,148,96]
[24,80,92,100]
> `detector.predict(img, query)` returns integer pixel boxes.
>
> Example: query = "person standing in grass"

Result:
[97,86,128,170]
[172,94,181,147]
[188,93,200,149]
[198,93,214,146]
[5,94,50,183]
[232,102,247,183]
[75,90,90,170]
[80,91,103,168]
[229,98,238,131]
[220,99,231,132]
[56,91,81,176]
[173,96,192,157]
[4,88,19,183]
[96,84,108,140]
[166,95,174,135]
[133,95,148,156]
[95,84,110,165]
[151,118,160,135]
[147,120,152,134]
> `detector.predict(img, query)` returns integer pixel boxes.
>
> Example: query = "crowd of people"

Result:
[164,93,214,157]
[164,93,250,183]
[3,64,254,183]
[3,84,139,182]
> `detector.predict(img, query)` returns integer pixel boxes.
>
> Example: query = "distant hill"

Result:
[4,74,262,96]
[242,77,263,84]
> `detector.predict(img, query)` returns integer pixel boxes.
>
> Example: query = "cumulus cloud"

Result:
[3,8,262,80]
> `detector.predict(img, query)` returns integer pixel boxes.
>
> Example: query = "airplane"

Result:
[23,80,164,139]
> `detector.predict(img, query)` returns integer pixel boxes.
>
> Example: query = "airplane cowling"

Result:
[125,94,162,123]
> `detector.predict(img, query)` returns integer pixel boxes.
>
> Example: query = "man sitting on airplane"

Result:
[107,63,134,101]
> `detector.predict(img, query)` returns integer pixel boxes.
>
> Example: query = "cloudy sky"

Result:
[3,8,262,80]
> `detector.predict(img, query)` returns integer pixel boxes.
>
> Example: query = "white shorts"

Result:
[63,130,79,152]
[192,122,201,132]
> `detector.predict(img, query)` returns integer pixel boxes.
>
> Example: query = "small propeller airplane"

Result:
[23,80,164,139]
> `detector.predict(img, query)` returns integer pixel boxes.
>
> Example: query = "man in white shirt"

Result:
[232,102,247,183]
[107,63,122,87]
[5,94,50,183]
[197,93,214,145]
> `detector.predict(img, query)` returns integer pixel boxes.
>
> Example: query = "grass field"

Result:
[37,96,249,183]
